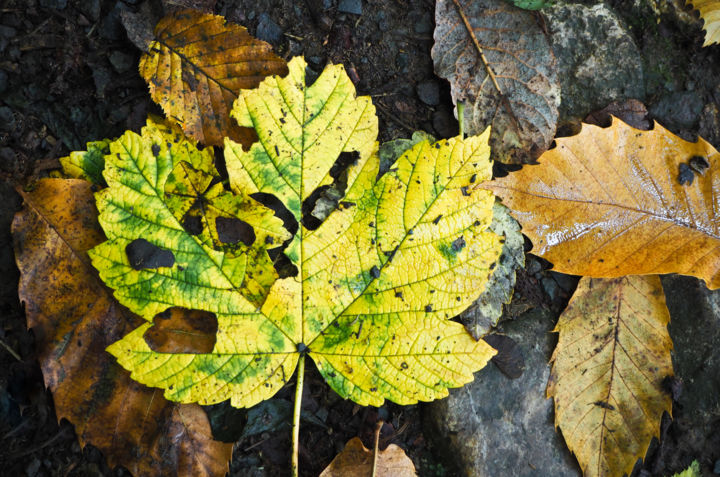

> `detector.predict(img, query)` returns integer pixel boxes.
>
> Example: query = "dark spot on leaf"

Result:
[461,186,470,196]
[470,173,477,183]
[490,262,496,270]
[126,238,175,269]
[678,163,694,185]
[370,387,377,392]
[425,305,433,312]
[340,201,356,209]
[395,291,403,299]
[370,266,381,279]
[594,400,615,411]
[433,214,443,225]
[689,155,709,175]
[401,362,408,369]
[451,236,466,252]
[265,236,275,245]
[216,217,255,246]
[151,144,161,157]
[182,212,203,236]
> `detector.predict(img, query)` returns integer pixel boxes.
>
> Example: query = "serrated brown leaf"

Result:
[12,179,232,477]
[547,275,673,477]
[432,0,560,163]
[141,10,288,146]
[484,118,720,288]
[319,437,417,477]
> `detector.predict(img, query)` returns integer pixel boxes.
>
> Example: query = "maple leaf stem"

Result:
[291,354,305,477]
[458,102,465,138]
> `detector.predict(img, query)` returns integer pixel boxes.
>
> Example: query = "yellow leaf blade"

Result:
[485,118,720,288]
[547,275,673,477]
[141,10,288,146]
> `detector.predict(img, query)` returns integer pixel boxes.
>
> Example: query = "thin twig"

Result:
[371,420,383,477]
[0,337,21,361]
[450,0,522,133]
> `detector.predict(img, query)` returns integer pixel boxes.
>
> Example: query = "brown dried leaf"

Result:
[141,10,288,146]
[12,179,232,477]
[143,307,218,354]
[319,437,417,477]
[432,0,560,163]
[484,118,720,288]
[547,275,673,477]
[584,99,650,130]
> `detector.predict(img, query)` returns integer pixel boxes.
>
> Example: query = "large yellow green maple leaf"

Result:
[91,57,502,409]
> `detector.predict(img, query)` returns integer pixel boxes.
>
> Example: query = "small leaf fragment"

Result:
[547,275,673,477]
[319,437,417,477]
[672,460,702,477]
[59,139,110,186]
[505,0,555,10]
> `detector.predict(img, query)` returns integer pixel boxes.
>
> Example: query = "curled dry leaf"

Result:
[484,118,720,289]
[141,10,288,146]
[12,179,233,477]
[687,0,720,46]
[547,275,673,477]
[319,437,417,477]
[432,0,560,163]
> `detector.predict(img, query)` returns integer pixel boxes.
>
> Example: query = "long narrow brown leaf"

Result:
[12,179,233,476]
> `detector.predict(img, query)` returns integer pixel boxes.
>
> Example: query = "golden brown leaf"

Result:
[547,275,673,477]
[319,437,417,477]
[141,10,288,146]
[484,118,720,288]
[12,179,232,476]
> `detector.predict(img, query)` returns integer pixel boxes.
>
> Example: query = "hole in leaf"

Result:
[302,151,360,230]
[251,192,298,236]
[143,307,218,353]
[182,211,203,236]
[125,238,175,269]
[216,217,256,246]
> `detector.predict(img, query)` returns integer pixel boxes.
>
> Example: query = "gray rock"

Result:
[545,3,645,123]
[78,0,101,21]
[541,276,558,301]
[426,308,579,477]
[39,0,67,9]
[416,79,440,106]
[698,101,720,147]
[0,107,15,133]
[649,275,720,473]
[108,50,134,73]
[256,13,283,45]
[414,11,433,35]
[714,459,720,474]
[338,0,362,15]
[432,108,458,138]
[649,91,704,129]
[0,70,7,95]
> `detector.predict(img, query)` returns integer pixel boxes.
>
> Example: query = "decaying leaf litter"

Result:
[4,0,720,476]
